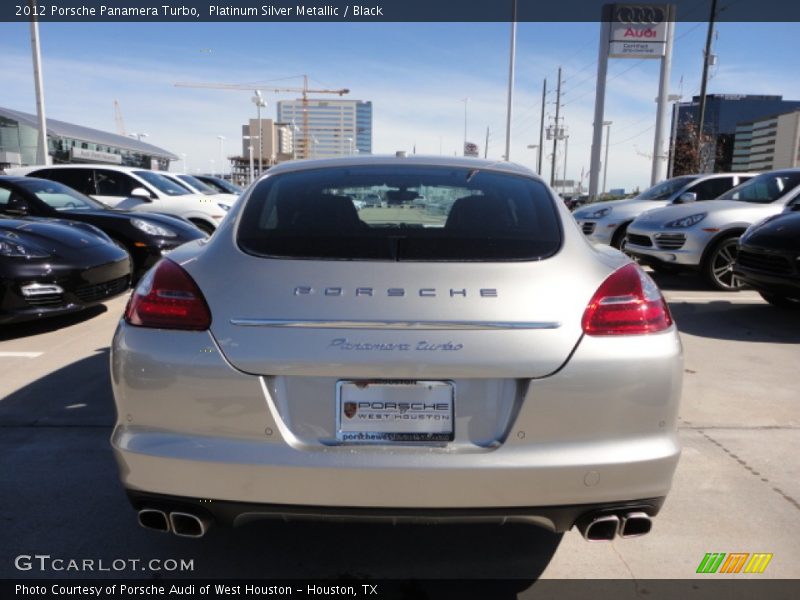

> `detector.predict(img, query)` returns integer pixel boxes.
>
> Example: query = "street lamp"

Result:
[346,137,354,155]
[217,135,225,178]
[526,144,539,174]
[602,121,612,195]
[251,90,266,177]
[312,136,319,159]
[180,153,187,172]
[209,159,215,177]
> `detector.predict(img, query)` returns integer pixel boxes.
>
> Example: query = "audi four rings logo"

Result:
[615,5,666,24]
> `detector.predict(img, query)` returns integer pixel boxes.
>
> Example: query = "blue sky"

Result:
[2,19,799,190]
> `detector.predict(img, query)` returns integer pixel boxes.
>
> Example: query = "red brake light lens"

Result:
[582,263,672,336]
[125,259,211,330]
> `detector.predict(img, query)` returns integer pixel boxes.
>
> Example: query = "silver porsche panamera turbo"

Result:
[110,156,682,542]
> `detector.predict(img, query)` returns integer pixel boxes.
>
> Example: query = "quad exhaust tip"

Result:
[578,512,652,542]
[581,515,620,542]
[169,512,209,538]
[137,509,170,533]
[620,512,652,538]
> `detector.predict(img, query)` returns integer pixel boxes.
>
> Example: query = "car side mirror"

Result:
[674,192,697,204]
[130,187,153,202]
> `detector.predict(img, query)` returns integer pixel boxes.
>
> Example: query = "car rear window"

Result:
[236,165,562,261]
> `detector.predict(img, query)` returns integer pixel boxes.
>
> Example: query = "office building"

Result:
[228,119,294,184]
[277,99,372,159]
[732,110,800,171]
[672,95,800,173]
[0,106,177,170]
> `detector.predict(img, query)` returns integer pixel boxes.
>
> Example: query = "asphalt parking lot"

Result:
[1,271,798,590]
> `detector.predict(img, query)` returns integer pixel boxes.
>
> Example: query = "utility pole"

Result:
[550,67,562,187]
[484,126,490,159]
[538,78,546,175]
[696,0,718,172]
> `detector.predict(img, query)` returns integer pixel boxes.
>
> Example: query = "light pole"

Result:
[346,137,354,155]
[312,136,319,159]
[461,97,470,154]
[29,5,48,166]
[217,135,225,177]
[562,135,569,195]
[602,121,612,196]
[504,0,518,162]
[526,144,539,174]
[251,90,266,177]
[181,153,187,172]
[209,159,215,177]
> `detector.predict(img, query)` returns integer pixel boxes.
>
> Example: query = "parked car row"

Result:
[8,164,231,235]
[0,175,209,324]
[574,169,800,304]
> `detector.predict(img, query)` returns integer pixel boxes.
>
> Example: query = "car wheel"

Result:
[190,220,215,235]
[702,236,746,291]
[611,224,629,251]
[759,292,800,309]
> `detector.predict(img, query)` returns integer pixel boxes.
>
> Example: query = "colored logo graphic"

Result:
[696,553,773,574]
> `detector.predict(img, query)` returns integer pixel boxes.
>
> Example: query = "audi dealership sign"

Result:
[607,4,674,59]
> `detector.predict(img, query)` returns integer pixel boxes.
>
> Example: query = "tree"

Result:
[672,118,720,176]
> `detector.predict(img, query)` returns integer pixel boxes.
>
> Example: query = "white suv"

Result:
[11,165,228,234]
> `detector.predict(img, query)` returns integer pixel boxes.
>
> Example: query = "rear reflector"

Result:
[125,259,211,330]
[582,263,672,336]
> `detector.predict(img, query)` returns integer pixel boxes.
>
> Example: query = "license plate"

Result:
[336,380,454,443]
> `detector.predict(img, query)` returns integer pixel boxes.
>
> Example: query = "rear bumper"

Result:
[111,323,683,518]
[126,490,666,532]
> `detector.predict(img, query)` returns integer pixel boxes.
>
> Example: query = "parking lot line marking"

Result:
[0,352,44,358]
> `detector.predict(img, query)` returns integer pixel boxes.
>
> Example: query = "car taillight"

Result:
[125,259,211,330]
[582,263,672,336]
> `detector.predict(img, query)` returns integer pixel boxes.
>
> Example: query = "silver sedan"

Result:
[110,156,682,543]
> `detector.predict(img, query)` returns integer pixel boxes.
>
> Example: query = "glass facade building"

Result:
[277,99,372,159]
[0,106,178,170]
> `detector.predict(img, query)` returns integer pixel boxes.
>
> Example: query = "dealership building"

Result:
[0,106,178,170]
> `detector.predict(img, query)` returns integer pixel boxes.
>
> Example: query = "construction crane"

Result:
[174,75,350,159]
[113,99,126,136]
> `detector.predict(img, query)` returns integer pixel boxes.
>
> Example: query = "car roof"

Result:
[261,155,542,180]
[23,164,150,173]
